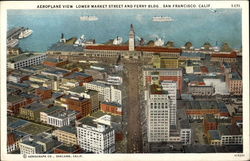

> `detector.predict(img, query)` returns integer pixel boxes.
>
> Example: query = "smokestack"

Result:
[130,24,134,32]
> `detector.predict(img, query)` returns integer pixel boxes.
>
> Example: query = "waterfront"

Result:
[8,9,242,52]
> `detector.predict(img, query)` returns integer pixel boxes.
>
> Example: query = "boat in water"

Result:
[74,35,86,46]
[80,16,98,21]
[154,38,164,46]
[113,36,123,45]
[18,29,33,39]
[7,39,19,48]
[152,16,174,22]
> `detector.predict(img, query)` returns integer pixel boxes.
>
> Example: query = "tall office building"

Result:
[76,115,115,153]
[161,80,177,126]
[146,84,170,142]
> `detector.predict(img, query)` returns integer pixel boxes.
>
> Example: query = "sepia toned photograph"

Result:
[1,1,249,161]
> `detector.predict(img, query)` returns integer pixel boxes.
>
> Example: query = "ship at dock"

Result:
[80,16,98,21]
[18,28,33,39]
[152,16,174,22]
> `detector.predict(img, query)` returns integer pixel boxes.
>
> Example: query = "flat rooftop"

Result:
[48,42,83,52]
[8,53,45,63]
[7,94,25,103]
[24,102,47,111]
[21,140,41,147]
[57,126,76,134]
[208,130,221,140]
[231,72,242,80]
[77,116,96,128]
[49,109,77,119]
[218,125,241,135]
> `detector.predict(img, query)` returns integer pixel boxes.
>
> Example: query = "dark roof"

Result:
[208,130,221,140]
[42,106,64,114]
[21,140,42,147]
[57,126,76,134]
[101,101,122,107]
[231,72,241,80]
[64,72,91,79]
[48,42,83,52]
[55,144,82,153]
[44,57,64,63]
[77,116,96,127]
[217,102,229,113]
[7,94,25,103]
[8,119,29,129]
[24,102,47,111]
[181,52,205,58]
[218,125,241,135]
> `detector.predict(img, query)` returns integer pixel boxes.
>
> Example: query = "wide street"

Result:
[123,60,143,153]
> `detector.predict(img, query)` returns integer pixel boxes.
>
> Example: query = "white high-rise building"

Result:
[161,80,177,126]
[76,115,115,153]
[146,84,170,142]
[129,24,135,51]
[84,81,122,105]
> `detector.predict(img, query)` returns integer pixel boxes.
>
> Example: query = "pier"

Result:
[7,27,25,40]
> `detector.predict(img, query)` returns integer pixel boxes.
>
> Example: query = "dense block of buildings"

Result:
[226,72,242,95]
[19,102,48,122]
[188,85,214,96]
[84,81,122,105]
[203,114,218,134]
[35,87,52,100]
[143,68,183,93]
[7,94,28,115]
[218,125,242,145]
[61,72,93,88]
[60,95,92,119]
[183,100,230,119]
[152,54,179,68]
[66,86,99,112]
[43,57,68,67]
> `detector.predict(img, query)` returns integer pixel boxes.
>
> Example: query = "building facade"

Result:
[53,126,77,145]
[101,102,122,115]
[60,95,92,119]
[146,84,170,142]
[84,81,122,105]
[77,123,115,153]
[7,53,47,69]
[188,85,214,96]
[47,109,77,127]
[19,141,43,154]
[161,80,177,126]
